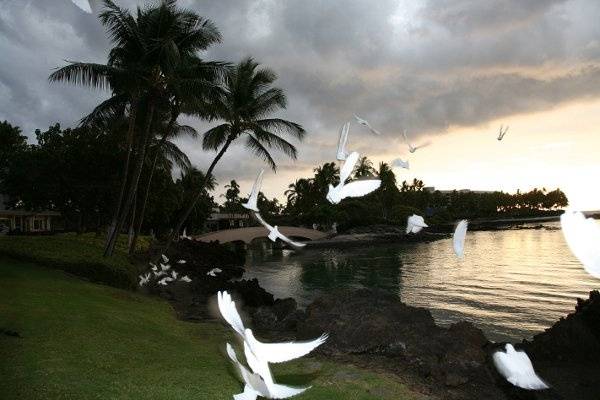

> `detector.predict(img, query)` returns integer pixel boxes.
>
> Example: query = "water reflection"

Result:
[243,223,598,341]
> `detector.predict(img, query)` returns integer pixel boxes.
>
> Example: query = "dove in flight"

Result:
[207,268,223,277]
[138,273,151,286]
[336,122,351,161]
[453,220,468,258]
[326,152,381,204]
[179,275,192,283]
[402,130,430,153]
[70,0,97,13]
[242,170,264,213]
[171,270,178,280]
[177,259,186,264]
[497,125,509,141]
[392,158,410,170]
[218,291,327,394]
[493,344,549,390]
[353,114,381,135]
[406,214,428,234]
[254,213,306,248]
[560,210,600,278]
[226,343,308,400]
[161,254,169,263]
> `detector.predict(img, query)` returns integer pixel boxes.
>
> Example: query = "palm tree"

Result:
[285,178,313,213]
[168,57,306,247]
[354,156,375,178]
[49,0,224,256]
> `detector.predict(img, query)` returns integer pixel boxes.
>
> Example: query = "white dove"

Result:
[336,122,350,161]
[406,214,428,234]
[353,114,381,135]
[138,273,151,286]
[150,263,158,271]
[180,228,192,240]
[207,268,223,277]
[497,125,509,141]
[242,169,264,213]
[326,152,381,204]
[171,270,178,280]
[218,291,327,390]
[453,220,469,258]
[402,130,430,153]
[493,344,549,390]
[157,276,174,286]
[392,158,410,170]
[254,213,306,248]
[560,210,600,278]
[70,0,96,13]
[161,254,169,263]
[160,263,170,273]
[179,275,192,283]
[226,343,308,400]
[177,259,186,264]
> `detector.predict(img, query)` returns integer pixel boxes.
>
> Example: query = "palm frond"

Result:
[202,124,231,151]
[49,63,118,90]
[80,93,128,128]
[250,128,298,160]
[253,118,306,141]
[245,134,277,171]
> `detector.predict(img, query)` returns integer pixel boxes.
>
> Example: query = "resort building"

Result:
[205,208,250,231]
[0,194,61,234]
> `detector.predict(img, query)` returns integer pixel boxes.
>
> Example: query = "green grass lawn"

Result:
[0,233,150,289]
[0,258,428,400]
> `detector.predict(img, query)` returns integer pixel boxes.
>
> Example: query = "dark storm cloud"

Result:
[1,0,600,185]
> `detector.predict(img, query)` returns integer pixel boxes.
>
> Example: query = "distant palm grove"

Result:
[0,1,567,257]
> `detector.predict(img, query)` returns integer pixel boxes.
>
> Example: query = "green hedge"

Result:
[0,233,143,289]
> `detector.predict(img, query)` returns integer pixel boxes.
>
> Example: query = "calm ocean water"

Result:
[242,222,599,342]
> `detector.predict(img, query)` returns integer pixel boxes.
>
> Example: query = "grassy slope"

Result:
[0,258,427,400]
[0,234,149,289]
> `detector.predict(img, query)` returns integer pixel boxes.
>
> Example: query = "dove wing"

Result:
[510,350,549,390]
[414,141,431,150]
[561,210,600,278]
[336,122,350,160]
[339,180,381,199]
[250,169,264,200]
[402,130,409,143]
[277,232,307,248]
[226,344,269,396]
[218,291,246,337]
[268,383,309,399]
[71,0,93,13]
[340,151,360,182]
[453,220,468,258]
[248,332,328,364]
[254,212,273,231]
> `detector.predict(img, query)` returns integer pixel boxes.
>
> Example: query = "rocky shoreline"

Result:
[152,240,599,400]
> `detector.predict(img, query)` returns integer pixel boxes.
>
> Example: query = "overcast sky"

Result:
[1,0,600,209]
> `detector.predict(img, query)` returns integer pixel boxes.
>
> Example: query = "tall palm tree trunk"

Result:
[129,109,180,254]
[164,135,234,252]
[104,101,138,253]
[104,102,155,257]
[129,151,158,254]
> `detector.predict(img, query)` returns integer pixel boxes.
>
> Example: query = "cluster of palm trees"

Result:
[284,158,393,217]
[50,0,305,256]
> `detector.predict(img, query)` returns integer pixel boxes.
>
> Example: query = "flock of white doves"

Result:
[68,0,600,389]
[231,116,600,395]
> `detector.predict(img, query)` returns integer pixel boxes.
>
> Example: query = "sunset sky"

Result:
[1,0,599,209]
